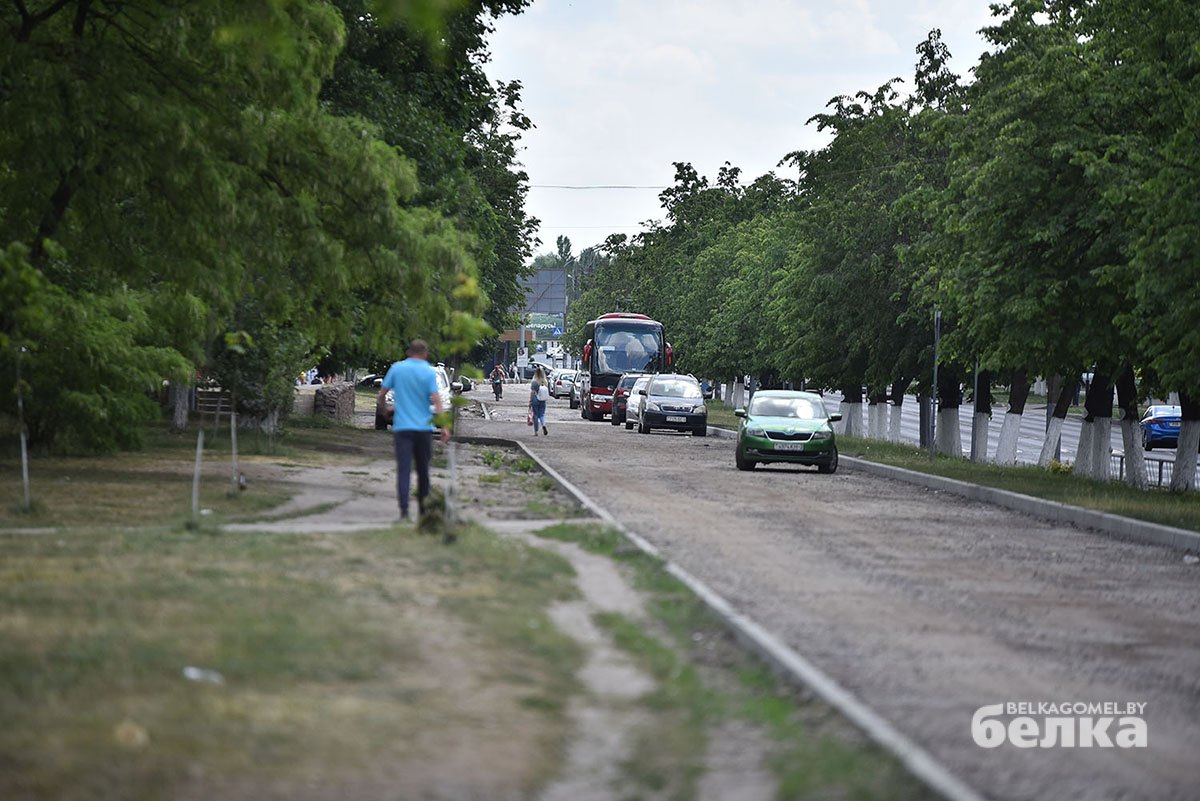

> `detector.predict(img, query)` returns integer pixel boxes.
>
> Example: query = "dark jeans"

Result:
[393,429,433,515]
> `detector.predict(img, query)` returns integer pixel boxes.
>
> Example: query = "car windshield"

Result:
[749,396,825,419]
[650,378,701,398]
[594,323,662,375]
[619,374,642,389]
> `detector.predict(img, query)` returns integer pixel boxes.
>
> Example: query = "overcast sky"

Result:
[484,0,997,258]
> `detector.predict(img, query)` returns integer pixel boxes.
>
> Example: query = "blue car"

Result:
[1141,405,1181,451]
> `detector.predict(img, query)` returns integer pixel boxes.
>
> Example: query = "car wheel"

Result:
[611,413,620,426]
[638,416,649,434]
[625,419,634,430]
[818,446,839,474]
[1143,432,1153,451]
[569,396,578,409]
[694,425,707,437]
[735,449,755,471]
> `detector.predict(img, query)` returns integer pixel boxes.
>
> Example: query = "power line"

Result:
[530,184,668,190]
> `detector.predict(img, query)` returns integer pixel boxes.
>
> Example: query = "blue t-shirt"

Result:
[382,358,439,431]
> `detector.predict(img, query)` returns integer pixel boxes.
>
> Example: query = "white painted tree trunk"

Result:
[1038,417,1065,468]
[935,408,961,457]
[1090,417,1112,481]
[888,404,903,442]
[868,403,887,440]
[1119,418,1148,490]
[732,381,745,410]
[971,412,990,462]
[1074,421,1095,477]
[840,401,864,437]
[1169,420,1199,492]
[994,413,1022,465]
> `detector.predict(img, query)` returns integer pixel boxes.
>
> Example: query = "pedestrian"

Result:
[530,366,549,436]
[378,339,450,521]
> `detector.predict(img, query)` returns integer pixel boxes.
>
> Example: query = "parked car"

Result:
[610,372,648,426]
[734,390,841,473]
[569,371,585,409]
[632,374,707,436]
[374,364,453,430]
[623,374,654,430]
[1141,405,1181,451]
[551,369,577,399]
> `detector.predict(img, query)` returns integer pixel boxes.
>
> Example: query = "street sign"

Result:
[551,326,563,338]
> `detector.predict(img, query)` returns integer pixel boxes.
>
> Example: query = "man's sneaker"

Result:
[542,425,548,435]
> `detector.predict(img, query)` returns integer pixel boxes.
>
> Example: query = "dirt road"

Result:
[462,390,1200,801]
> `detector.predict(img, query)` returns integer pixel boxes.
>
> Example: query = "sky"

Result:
[483,0,997,258]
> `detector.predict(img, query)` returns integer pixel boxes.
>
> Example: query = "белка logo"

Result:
[972,702,1148,748]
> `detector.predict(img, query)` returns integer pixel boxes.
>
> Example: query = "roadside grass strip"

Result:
[535,522,930,801]
[0,521,583,801]
[838,435,1200,533]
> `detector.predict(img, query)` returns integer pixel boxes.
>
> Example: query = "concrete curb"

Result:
[460,432,986,801]
[705,426,1200,552]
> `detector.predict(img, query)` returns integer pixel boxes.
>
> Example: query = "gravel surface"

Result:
[463,391,1200,801]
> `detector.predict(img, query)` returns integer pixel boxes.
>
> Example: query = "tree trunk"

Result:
[935,368,962,457]
[1038,379,1078,468]
[169,382,190,433]
[1076,369,1113,481]
[867,389,888,440]
[1169,391,1199,493]
[995,369,1029,465]
[888,379,906,442]
[839,381,864,438]
[1115,366,1147,489]
[971,369,992,462]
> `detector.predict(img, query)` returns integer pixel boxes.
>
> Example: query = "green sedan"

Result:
[734,390,843,473]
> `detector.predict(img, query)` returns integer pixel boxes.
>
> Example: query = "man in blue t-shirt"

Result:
[378,339,449,520]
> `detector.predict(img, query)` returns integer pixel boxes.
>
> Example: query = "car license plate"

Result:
[666,415,687,423]
[773,442,806,451]
[1169,422,1180,428]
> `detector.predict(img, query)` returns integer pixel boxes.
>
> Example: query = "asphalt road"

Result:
[462,390,1200,801]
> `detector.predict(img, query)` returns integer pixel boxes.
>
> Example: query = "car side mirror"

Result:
[734,408,746,417]
[829,413,843,422]
[638,389,647,396]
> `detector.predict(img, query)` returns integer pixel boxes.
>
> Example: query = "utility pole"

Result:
[929,308,941,461]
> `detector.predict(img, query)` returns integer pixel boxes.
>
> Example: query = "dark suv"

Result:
[635,374,707,436]
[610,372,648,426]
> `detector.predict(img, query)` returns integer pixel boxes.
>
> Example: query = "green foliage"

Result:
[568,4,1197,422]
[1,0,532,452]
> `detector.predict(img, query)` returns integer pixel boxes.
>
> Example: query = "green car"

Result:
[734,390,842,473]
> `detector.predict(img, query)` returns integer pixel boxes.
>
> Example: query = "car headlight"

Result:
[645,402,661,413]
[693,404,706,414]
[811,430,831,440]
[746,426,766,437]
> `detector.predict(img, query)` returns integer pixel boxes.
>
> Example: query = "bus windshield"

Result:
[594,323,662,375]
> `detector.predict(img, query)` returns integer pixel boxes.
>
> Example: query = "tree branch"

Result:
[15,0,74,41]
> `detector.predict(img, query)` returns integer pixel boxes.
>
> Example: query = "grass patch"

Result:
[536,522,931,801]
[705,399,743,431]
[0,521,582,801]
[838,435,1200,532]
[481,449,504,469]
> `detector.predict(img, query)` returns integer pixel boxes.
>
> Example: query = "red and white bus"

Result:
[580,313,673,420]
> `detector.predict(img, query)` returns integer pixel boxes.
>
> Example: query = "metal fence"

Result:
[1109,452,1199,490]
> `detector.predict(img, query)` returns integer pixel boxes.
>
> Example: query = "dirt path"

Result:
[465,392,1200,801]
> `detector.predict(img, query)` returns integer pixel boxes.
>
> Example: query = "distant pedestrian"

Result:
[379,339,449,521]
[530,366,549,436]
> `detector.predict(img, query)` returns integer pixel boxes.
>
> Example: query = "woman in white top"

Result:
[529,366,549,436]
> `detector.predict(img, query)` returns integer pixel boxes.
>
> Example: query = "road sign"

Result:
[551,326,563,338]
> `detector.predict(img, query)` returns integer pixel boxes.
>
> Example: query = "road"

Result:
[462,390,1200,801]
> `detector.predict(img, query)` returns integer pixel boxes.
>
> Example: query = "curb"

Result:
[706,426,1200,552]
[462,432,986,801]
